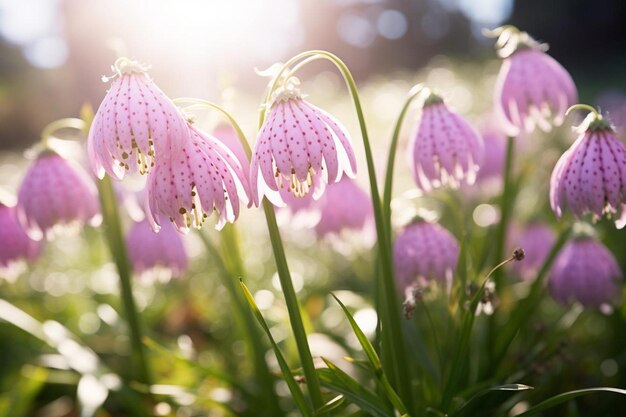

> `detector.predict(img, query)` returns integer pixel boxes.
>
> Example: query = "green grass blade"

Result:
[315,395,346,416]
[514,388,626,417]
[240,280,310,417]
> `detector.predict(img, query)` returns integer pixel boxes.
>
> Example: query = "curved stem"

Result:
[263,50,413,409]
[40,118,86,148]
[382,83,425,235]
[565,103,599,117]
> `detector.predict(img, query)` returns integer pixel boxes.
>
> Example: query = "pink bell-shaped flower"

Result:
[408,92,483,192]
[17,151,101,240]
[145,124,250,233]
[314,177,372,239]
[88,58,189,179]
[549,237,621,309]
[491,26,577,136]
[393,219,459,292]
[250,81,357,206]
[550,109,626,228]
[0,202,41,274]
[126,219,187,282]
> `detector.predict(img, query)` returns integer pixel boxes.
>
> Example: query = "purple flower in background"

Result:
[408,92,483,192]
[0,203,41,272]
[393,220,459,292]
[250,82,357,206]
[126,219,187,281]
[145,125,250,233]
[549,237,621,308]
[17,151,101,240]
[490,27,577,136]
[596,90,626,134]
[88,58,189,179]
[314,177,372,238]
[476,127,506,183]
[550,109,626,228]
[510,224,556,280]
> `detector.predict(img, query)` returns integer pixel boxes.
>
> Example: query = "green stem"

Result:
[265,50,413,409]
[382,83,424,235]
[96,175,151,386]
[262,203,324,409]
[198,228,282,416]
[493,136,515,285]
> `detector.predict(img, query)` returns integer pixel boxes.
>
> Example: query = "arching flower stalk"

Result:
[251,77,357,206]
[550,105,626,227]
[487,25,577,136]
[88,57,189,179]
[408,89,484,192]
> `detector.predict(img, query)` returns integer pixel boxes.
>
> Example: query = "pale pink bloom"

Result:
[493,30,577,136]
[408,94,483,192]
[509,223,556,280]
[0,203,41,270]
[17,151,100,240]
[550,111,626,227]
[250,85,357,206]
[212,124,250,173]
[393,220,459,292]
[126,219,187,280]
[145,125,250,233]
[88,58,189,179]
[549,237,621,308]
[315,177,372,238]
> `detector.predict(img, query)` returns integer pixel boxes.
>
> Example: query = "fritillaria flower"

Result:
[549,237,621,308]
[550,109,626,227]
[212,124,250,172]
[393,219,459,293]
[250,81,357,206]
[17,151,101,240]
[408,92,483,192]
[490,26,577,135]
[510,223,556,280]
[145,125,250,233]
[0,203,41,274]
[88,57,189,179]
[314,177,372,238]
[126,219,187,282]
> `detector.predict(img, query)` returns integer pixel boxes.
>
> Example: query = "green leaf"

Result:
[452,384,533,416]
[514,387,626,417]
[240,280,311,417]
[331,294,409,415]
[318,359,393,417]
[0,366,47,417]
[315,395,346,416]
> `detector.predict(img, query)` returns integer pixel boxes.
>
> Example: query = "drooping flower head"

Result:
[314,177,373,239]
[126,219,187,282]
[17,151,101,240]
[549,237,621,309]
[145,124,250,233]
[509,223,556,280]
[88,57,189,179]
[393,219,459,293]
[490,26,577,135]
[212,124,250,173]
[550,108,626,228]
[408,91,483,192]
[0,202,41,275]
[250,79,357,206]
